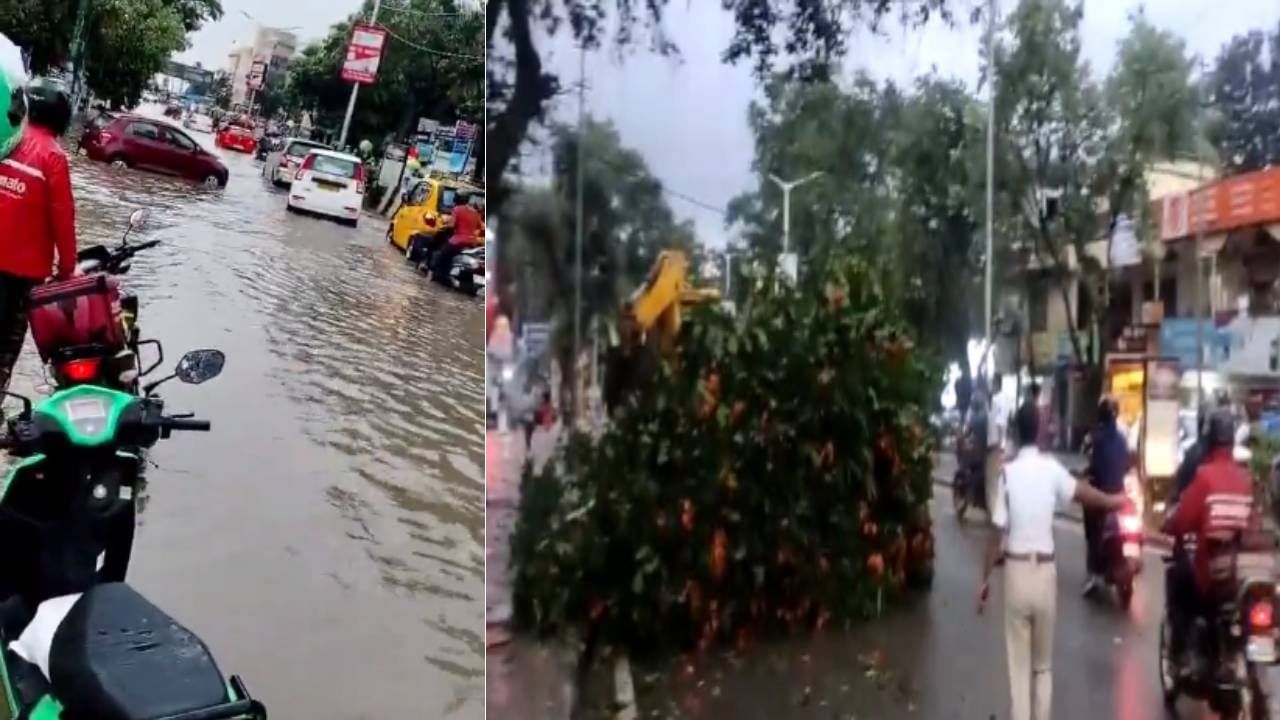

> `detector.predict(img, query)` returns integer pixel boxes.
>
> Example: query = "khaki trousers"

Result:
[1005,559,1056,720]
[984,448,1003,517]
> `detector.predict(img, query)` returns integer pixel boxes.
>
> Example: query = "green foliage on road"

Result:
[0,0,222,108]
[512,254,940,656]
[282,0,482,145]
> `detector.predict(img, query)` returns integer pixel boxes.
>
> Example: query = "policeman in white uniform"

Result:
[978,402,1129,720]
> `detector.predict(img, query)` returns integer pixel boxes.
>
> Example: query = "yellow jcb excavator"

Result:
[603,250,721,411]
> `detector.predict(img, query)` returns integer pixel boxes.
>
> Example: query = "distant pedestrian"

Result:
[979,403,1129,720]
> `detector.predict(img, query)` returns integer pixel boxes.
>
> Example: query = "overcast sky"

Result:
[527,0,1280,249]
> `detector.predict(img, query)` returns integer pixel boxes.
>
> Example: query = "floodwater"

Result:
[8,109,485,717]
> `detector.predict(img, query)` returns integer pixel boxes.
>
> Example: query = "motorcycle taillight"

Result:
[60,357,102,383]
[1249,600,1273,631]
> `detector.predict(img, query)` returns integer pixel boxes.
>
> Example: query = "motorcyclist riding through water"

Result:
[0,76,80,397]
[1162,409,1257,665]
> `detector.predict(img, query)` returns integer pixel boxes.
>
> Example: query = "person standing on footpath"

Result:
[985,374,1011,518]
[978,402,1130,720]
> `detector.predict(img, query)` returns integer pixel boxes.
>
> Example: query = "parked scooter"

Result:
[29,209,161,394]
[420,246,485,296]
[0,348,267,718]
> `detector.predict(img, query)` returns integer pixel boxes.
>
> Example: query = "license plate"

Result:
[1247,635,1276,662]
[316,184,339,192]
[1123,541,1141,558]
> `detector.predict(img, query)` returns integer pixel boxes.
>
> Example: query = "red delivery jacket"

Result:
[1163,447,1256,592]
[450,204,483,247]
[0,126,77,280]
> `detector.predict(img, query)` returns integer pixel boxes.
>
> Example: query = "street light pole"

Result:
[573,44,586,424]
[768,171,824,256]
[984,0,997,351]
[338,0,381,149]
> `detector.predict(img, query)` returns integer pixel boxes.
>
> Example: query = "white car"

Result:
[183,113,214,133]
[285,149,366,227]
[264,137,330,187]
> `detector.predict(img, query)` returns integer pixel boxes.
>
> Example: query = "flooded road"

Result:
[10,113,485,717]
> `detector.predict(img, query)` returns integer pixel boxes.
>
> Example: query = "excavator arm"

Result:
[606,250,720,410]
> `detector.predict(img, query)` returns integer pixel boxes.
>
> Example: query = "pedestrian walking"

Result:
[978,402,1130,720]
[985,374,1011,519]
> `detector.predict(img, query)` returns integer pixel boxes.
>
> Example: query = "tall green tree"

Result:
[0,0,222,109]
[283,0,482,146]
[991,0,1109,366]
[486,0,959,218]
[1206,23,1280,175]
[502,117,698,409]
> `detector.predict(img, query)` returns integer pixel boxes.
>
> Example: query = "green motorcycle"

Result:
[0,349,267,719]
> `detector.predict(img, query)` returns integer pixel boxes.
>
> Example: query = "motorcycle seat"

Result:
[47,582,228,720]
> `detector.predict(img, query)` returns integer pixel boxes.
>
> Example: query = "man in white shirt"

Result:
[978,402,1129,720]
[985,374,1011,517]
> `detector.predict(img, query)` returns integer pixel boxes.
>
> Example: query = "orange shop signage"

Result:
[1157,165,1280,242]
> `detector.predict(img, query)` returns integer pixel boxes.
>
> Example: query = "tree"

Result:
[0,0,221,109]
[501,117,698,411]
[889,77,985,403]
[283,0,482,144]
[486,0,959,218]
[991,0,1109,366]
[1207,24,1280,175]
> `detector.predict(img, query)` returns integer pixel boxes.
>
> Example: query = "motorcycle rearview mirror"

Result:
[122,208,149,245]
[175,349,225,385]
[143,349,225,396]
[0,391,32,420]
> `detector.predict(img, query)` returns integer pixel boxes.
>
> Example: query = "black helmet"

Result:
[1098,396,1118,423]
[1206,409,1236,450]
[26,78,70,136]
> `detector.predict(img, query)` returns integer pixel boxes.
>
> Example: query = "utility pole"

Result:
[984,0,997,351]
[68,0,92,119]
[338,0,381,149]
[573,44,586,424]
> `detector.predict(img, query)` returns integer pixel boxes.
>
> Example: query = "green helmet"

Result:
[0,33,28,159]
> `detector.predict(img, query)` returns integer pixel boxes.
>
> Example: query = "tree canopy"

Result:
[0,0,222,108]
[486,0,960,217]
[1207,22,1280,175]
[282,0,482,147]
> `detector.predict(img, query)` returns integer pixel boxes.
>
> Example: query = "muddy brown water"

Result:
[6,112,484,718]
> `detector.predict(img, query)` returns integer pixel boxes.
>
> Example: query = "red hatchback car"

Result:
[80,115,229,188]
[215,125,256,154]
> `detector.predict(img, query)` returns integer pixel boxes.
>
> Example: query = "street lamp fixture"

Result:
[767,171,824,256]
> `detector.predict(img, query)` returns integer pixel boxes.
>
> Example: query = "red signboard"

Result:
[341,23,388,85]
[1156,165,1280,242]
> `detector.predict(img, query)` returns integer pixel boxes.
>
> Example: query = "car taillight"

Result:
[1250,600,1274,630]
[355,163,366,194]
[424,215,437,228]
[60,357,101,383]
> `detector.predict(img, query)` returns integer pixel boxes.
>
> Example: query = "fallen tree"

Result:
[512,254,942,658]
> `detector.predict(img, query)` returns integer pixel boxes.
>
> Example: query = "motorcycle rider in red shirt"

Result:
[1162,409,1256,663]
[0,79,80,392]
[429,191,483,282]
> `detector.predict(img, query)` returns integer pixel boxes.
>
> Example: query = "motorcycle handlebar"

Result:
[163,418,211,432]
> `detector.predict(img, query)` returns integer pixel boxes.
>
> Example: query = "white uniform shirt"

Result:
[988,392,1011,450]
[991,447,1078,555]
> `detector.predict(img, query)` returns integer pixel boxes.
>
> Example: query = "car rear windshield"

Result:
[287,142,327,158]
[311,155,359,179]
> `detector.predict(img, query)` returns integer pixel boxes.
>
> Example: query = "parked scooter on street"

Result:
[0,348,267,718]
[29,209,162,394]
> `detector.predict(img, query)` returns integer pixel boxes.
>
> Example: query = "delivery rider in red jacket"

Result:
[1162,409,1256,661]
[0,79,79,392]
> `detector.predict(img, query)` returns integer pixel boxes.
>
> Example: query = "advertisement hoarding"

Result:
[341,23,388,85]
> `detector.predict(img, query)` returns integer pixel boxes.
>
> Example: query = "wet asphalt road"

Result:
[487,425,1274,719]
[13,108,485,718]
